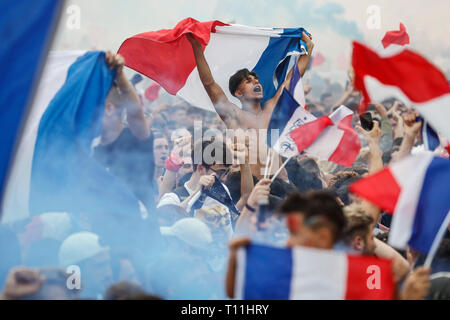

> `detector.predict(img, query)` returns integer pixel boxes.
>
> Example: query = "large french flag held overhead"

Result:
[117,18,309,111]
[349,152,450,253]
[234,244,394,300]
[352,41,450,141]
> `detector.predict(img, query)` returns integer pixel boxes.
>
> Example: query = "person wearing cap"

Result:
[58,232,113,299]
[148,218,223,299]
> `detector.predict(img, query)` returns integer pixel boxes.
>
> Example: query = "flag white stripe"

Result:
[177,31,270,111]
[304,105,353,161]
[1,51,86,223]
[364,76,450,140]
[388,152,435,249]
[234,247,247,300]
[290,247,347,299]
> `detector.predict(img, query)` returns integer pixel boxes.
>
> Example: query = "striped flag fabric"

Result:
[349,152,450,252]
[234,244,394,300]
[2,51,86,222]
[378,24,445,152]
[117,17,310,112]
[352,41,450,140]
[421,118,441,151]
[0,1,62,221]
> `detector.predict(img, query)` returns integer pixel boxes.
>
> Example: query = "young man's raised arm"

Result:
[263,32,314,113]
[106,51,150,140]
[186,33,242,129]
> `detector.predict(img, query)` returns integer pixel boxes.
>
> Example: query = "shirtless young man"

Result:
[187,32,314,178]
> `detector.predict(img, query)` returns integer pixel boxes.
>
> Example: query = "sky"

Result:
[52,0,450,77]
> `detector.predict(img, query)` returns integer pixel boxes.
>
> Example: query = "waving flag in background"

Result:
[267,66,360,167]
[235,244,394,300]
[351,41,450,141]
[382,23,410,49]
[2,51,86,222]
[420,117,441,151]
[311,51,325,67]
[2,51,162,249]
[378,24,444,152]
[118,18,310,112]
[349,152,450,253]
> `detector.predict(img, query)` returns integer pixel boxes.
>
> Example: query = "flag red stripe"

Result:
[328,114,361,167]
[289,116,333,153]
[348,167,401,214]
[352,41,450,112]
[118,18,227,94]
[345,255,394,300]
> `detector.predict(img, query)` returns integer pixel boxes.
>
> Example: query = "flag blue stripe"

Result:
[288,62,301,93]
[244,244,292,299]
[0,0,61,211]
[422,120,440,151]
[409,157,450,253]
[29,52,142,218]
[267,89,299,147]
[252,28,308,106]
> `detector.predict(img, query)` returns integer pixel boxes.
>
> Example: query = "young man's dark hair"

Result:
[329,171,360,206]
[278,192,309,215]
[229,68,258,97]
[190,138,232,171]
[285,158,322,193]
[303,190,347,243]
[270,178,297,199]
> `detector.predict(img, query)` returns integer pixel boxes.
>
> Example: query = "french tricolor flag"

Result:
[349,152,450,253]
[378,24,446,152]
[234,244,394,300]
[267,67,360,167]
[352,41,450,141]
[118,18,309,112]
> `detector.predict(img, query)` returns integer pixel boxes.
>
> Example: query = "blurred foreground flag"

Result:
[381,23,410,49]
[118,18,309,111]
[0,1,63,222]
[349,152,450,252]
[352,42,450,140]
[235,244,394,300]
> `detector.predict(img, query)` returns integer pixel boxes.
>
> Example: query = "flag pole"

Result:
[267,150,277,178]
[424,211,450,267]
[263,148,272,179]
[270,156,292,182]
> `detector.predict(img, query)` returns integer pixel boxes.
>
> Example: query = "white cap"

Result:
[160,218,213,249]
[39,212,72,241]
[59,232,108,266]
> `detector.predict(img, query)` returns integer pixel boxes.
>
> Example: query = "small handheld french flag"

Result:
[235,244,394,300]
